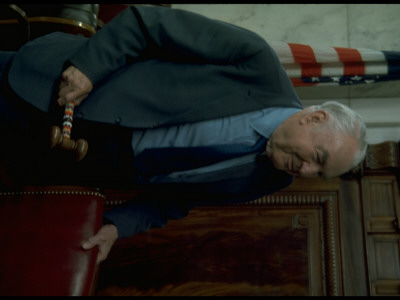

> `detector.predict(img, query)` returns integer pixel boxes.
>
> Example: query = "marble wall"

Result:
[172,4,400,144]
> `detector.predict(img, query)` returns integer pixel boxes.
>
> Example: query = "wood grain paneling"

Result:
[96,183,343,296]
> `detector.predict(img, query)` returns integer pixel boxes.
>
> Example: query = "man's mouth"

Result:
[287,155,293,172]
[286,155,299,176]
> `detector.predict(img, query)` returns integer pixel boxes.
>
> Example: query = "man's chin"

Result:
[286,170,299,176]
[266,149,295,176]
[269,157,289,174]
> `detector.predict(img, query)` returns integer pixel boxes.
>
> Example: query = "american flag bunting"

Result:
[270,42,400,87]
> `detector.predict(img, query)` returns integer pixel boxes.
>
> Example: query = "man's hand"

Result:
[82,224,118,264]
[57,65,93,106]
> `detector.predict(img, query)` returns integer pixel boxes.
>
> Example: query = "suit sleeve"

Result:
[68,5,269,86]
[102,193,196,239]
[103,162,294,239]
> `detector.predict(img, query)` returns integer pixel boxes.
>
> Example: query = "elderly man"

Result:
[0,5,367,263]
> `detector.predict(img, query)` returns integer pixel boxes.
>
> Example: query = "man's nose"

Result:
[298,161,320,178]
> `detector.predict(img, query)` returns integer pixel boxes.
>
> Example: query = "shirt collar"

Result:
[251,107,302,138]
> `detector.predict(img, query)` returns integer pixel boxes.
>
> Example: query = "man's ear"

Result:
[300,110,329,125]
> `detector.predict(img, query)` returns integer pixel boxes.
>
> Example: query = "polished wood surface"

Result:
[96,178,344,296]
[96,208,318,296]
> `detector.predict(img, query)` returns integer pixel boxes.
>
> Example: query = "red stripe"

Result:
[334,47,365,76]
[288,43,322,78]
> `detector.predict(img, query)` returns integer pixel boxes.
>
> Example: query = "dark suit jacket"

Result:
[4,5,302,237]
[7,5,302,127]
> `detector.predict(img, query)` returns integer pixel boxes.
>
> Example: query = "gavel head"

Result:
[49,126,88,161]
[49,126,62,149]
[73,138,89,162]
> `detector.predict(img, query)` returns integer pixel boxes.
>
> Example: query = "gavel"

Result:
[49,102,88,161]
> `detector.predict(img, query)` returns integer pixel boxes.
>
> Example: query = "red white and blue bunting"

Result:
[270,42,400,87]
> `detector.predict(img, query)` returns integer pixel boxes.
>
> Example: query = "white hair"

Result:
[308,101,367,170]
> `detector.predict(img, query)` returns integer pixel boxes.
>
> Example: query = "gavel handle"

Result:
[49,102,88,162]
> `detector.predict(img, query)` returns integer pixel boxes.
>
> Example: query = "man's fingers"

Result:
[82,237,106,264]
[57,65,93,106]
[59,79,69,90]
[57,79,86,103]
[97,243,111,264]
[57,91,88,106]
[81,225,118,264]
[81,236,99,250]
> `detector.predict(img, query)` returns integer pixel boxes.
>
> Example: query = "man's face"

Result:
[265,108,358,179]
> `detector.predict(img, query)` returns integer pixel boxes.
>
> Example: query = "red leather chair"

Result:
[0,185,104,296]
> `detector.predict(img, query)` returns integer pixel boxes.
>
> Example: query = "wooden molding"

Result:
[237,190,342,296]
[27,16,96,36]
[364,141,400,170]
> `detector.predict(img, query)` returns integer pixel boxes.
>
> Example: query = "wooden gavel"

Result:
[49,102,88,161]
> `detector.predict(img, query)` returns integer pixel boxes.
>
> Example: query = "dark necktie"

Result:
[133,136,268,176]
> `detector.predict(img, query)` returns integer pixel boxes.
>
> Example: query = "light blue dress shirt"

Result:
[131,107,301,182]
